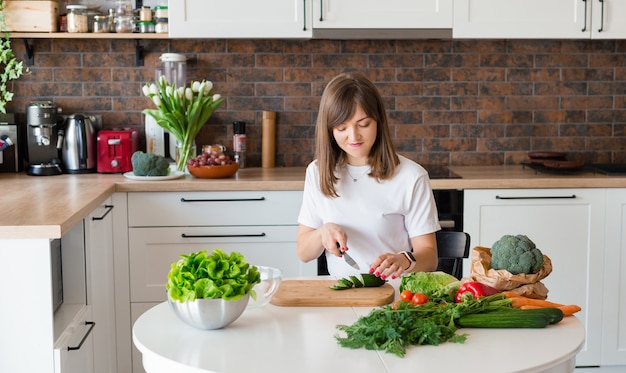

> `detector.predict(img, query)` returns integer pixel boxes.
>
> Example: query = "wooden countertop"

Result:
[3,165,626,239]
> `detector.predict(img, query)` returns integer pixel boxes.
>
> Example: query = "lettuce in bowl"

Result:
[166,249,261,302]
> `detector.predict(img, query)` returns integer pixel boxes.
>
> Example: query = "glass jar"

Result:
[139,6,152,22]
[155,19,168,34]
[154,5,168,19]
[67,5,88,33]
[115,15,134,33]
[115,0,132,16]
[92,15,109,33]
[137,21,155,33]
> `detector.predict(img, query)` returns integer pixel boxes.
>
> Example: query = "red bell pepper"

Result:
[455,281,499,303]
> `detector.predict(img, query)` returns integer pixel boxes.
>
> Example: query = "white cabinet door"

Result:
[85,199,117,373]
[590,0,626,39]
[602,189,626,365]
[54,306,95,373]
[129,225,316,302]
[313,0,452,29]
[464,189,605,367]
[454,0,585,39]
[168,0,312,38]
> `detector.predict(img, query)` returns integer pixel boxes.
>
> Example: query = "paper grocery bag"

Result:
[467,246,553,299]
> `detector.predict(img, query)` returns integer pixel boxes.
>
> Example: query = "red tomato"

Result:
[411,293,428,305]
[399,289,413,302]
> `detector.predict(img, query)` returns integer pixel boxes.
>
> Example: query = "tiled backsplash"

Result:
[7,38,626,168]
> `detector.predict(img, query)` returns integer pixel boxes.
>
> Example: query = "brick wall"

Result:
[8,38,626,168]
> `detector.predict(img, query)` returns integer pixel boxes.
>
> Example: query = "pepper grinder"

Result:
[233,121,246,168]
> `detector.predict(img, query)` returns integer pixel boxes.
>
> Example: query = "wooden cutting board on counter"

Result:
[270,280,395,307]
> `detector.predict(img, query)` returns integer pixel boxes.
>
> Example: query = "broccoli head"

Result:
[131,151,170,176]
[489,234,544,275]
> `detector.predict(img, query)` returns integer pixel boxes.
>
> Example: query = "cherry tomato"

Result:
[399,289,413,303]
[411,293,428,306]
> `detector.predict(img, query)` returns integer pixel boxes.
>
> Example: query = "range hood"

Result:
[312,28,452,40]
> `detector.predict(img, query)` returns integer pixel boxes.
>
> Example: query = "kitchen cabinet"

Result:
[464,188,605,367]
[85,199,117,373]
[602,189,626,365]
[168,0,312,38]
[115,190,316,373]
[453,0,626,39]
[312,0,452,38]
[0,202,112,373]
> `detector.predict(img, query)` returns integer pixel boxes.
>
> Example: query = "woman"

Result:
[296,72,441,280]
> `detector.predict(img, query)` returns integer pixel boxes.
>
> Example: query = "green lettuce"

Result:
[399,271,460,301]
[166,249,261,302]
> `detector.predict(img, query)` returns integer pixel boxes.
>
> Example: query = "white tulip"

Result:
[165,85,173,96]
[149,83,158,95]
[152,96,161,106]
[198,82,207,96]
[191,81,201,92]
[185,87,193,101]
[204,81,213,92]
[142,84,150,97]
[212,94,221,101]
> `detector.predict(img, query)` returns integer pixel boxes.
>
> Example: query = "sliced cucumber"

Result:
[330,274,386,290]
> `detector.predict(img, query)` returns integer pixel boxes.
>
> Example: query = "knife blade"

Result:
[342,251,360,270]
[336,242,360,270]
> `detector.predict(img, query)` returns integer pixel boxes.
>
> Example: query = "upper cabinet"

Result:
[453,0,626,39]
[312,0,453,38]
[168,0,312,38]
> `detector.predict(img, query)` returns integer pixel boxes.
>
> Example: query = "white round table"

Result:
[133,301,585,373]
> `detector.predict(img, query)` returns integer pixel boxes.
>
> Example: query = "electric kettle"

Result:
[60,113,97,173]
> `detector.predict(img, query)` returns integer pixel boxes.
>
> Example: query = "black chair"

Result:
[435,231,471,279]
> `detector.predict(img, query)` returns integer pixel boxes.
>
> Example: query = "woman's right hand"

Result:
[319,223,348,257]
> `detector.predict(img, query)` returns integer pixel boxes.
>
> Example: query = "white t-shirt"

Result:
[298,155,441,278]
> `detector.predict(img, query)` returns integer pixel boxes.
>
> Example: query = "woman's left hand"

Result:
[369,252,409,280]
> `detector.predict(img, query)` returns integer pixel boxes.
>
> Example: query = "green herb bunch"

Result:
[166,249,261,302]
[335,293,512,357]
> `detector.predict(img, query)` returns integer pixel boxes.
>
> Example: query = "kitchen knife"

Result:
[336,242,360,270]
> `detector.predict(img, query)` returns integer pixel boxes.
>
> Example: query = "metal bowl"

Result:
[168,295,250,329]
[247,266,283,309]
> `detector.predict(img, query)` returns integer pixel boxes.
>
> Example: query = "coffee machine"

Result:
[25,101,63,176]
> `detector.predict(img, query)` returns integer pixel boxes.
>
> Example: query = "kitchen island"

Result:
[133,300,585,373]
[2,165,626,373]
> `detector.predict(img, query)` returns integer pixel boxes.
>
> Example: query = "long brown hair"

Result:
[315,72,399,197]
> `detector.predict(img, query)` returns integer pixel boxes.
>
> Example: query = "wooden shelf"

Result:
[10,32,170,39]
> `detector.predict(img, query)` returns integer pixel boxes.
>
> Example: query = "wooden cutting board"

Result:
[270,279,395,307]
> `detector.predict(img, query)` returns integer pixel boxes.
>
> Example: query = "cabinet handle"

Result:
[319,0,323,21]
[598,0,604,32]
[180,197,266,203]
[495,194,576,200]
[67,321,95,351]
[181,233,267,238]
[91,205,114,221]
[303,0,307,31]
[581,0,588,32]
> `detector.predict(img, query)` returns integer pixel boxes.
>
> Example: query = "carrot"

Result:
[502,291,523,298]
[557,305,582,316]
[509,296,564,309]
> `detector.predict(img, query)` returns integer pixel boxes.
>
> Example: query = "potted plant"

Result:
[0,1,27,113]
[166,249,261,329]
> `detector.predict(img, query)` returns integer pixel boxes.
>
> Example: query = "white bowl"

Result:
[168,295,250,329]
[247,266,283,309]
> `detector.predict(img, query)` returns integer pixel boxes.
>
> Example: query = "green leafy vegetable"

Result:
[335,293,512,357]
[399,271,459,300]
[166,249,261,302]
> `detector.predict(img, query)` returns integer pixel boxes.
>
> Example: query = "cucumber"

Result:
[330,274,386,290]
[517,307,564,324]
[456,309,551,329]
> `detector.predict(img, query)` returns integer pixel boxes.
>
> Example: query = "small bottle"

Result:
[233,121,246,168]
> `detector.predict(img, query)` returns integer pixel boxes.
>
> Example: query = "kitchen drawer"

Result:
[128,191,303,227]
[54,305,95,373]
[129,225,316,302]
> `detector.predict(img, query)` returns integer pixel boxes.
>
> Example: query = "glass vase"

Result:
[175,140,197,173]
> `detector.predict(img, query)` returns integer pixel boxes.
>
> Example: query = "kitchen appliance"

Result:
[590,164,626,176]
[60,113,97,173]
[0,113,23,172]
[97,128,139,173]
[25,101,63,176]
